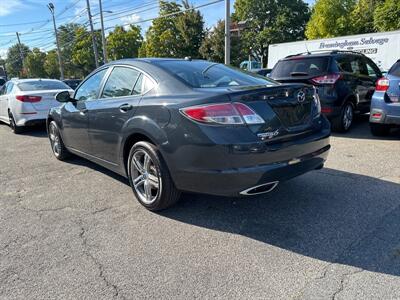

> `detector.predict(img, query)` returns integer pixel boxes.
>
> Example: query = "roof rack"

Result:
[285,49,365,58]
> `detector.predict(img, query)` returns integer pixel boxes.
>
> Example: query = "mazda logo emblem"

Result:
[297,90,306,103]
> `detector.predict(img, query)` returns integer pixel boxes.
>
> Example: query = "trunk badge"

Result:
[257,129,280,140]
[297,90,306,103]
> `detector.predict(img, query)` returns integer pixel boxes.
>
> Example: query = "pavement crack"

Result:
[331,269,364,300]
[79,224,125,300]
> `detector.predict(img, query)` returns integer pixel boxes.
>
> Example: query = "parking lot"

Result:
[0,117,399,299]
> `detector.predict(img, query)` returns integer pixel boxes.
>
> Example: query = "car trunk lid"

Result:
[18,89,71,111]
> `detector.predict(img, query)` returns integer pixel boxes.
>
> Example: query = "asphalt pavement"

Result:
[0,116,399,299]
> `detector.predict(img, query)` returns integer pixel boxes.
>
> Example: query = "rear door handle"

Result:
[119,103,133,112]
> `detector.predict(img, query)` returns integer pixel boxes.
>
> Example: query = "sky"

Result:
[0,0,315,59]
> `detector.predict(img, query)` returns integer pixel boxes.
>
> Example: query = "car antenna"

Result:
[305,43,311,55]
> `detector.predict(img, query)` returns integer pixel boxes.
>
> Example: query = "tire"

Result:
[8,112,23,134]
[331,102,354,132]
[370,123,390,136]
[48,121,70,160]
[128,141,180,211]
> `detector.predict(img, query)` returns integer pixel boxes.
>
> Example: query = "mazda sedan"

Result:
[48,58,331,211]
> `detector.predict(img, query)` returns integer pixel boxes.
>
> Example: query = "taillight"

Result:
[15,95,42,102]
[375,77,390,91]
[180,103,264,125]
[311,74,341,85]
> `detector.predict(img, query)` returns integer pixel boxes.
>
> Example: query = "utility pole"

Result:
[224,0,230,65]
[98,0,107,64]
[15,32,25,69]
[47,3,64,80]
[86,0,99,68]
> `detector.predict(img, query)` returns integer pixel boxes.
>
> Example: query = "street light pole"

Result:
[224,0,230,65]
[86,0,99,68]
[98,0,107,64]
[47,3,64,80]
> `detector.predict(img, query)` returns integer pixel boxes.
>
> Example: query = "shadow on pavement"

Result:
[332,114,400,140]
[159,168,400,277]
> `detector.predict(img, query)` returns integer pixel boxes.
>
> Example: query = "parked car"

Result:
[240,60,262,71]
[269,50,382,132]
[254,68,273,77]
[48,58,330,211]
[0,78,73,133]
[369,59,400,136]
[63,79,82,90]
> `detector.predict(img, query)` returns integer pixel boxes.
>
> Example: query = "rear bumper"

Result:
[14,111,48,126]
[370,92,400,125]
[169,118,331,197]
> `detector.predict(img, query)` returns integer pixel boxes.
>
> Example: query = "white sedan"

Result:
[0,78,73,133]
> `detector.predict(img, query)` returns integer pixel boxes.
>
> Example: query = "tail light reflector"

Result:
[375,78,390,91]
[311,74,341,85]
[321,107,333,114]
[16,95,42,102]
[180,103,264,125]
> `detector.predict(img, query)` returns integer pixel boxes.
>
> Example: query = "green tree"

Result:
[175,0,204,58]
[58,23,86,78]
[25,48,47,78]
[350,0,382,34]
[199,20,244,66]
[106,25,143,60]
[142,1,204,58]
[374,0,400,31]
[305,0,356,39]
[44,50,60,79]
[71,27,103,76]
[234,0,310,66]
[5,43,30,78]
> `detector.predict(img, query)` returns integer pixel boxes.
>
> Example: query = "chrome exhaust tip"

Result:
[240,181,279,196]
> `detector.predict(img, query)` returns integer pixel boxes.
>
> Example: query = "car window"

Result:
[335,57,353,73]
[388,61,400,77]
[101,67,140,98]
[364,60,380,79]
[132,73,155,95]
[271,57,329,78]
[18,80,70,91]
[6,82,14,94]
[0,85,5,95]
[75,68,108,101]
[155,60,274,88]
[349,58,361,75]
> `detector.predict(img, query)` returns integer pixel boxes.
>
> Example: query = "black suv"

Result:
[270,51,382,132]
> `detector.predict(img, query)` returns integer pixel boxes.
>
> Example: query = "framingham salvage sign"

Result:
[268,30,400,70]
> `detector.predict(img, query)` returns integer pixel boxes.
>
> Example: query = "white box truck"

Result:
[268,30,400,71]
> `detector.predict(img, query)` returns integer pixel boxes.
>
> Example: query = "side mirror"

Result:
[55,90,75,103]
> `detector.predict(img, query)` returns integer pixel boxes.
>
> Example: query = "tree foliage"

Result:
[25,48,47,78]
[350,0,382,34]
[5,43,30,78]
[44,50,61,79]
[305,0,356,39]
[374,0,400,31]
[71,28,103,75]
[141,0,204,58]
[106,25,143,60]
[58,23,86,78]
[199,20,244,66]
[234,0,310,66]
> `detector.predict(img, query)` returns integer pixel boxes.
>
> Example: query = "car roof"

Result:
[282,50,366,60]
[107,58,209,66]
[11,78,62,83]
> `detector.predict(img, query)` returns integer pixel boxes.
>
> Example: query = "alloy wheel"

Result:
[130,149,161,205]
[49,123,61,157]
[343,104,353,131]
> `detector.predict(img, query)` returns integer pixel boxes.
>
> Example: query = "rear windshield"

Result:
[154,60,276,88]
[388,61,400,77]
[271,57,329,78]
[18,80,70,91]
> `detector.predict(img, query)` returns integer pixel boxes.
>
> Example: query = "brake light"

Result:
[375,77,390,91]
[15,95,42,102]
[180,103,264,125]
[311,74,341,85]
